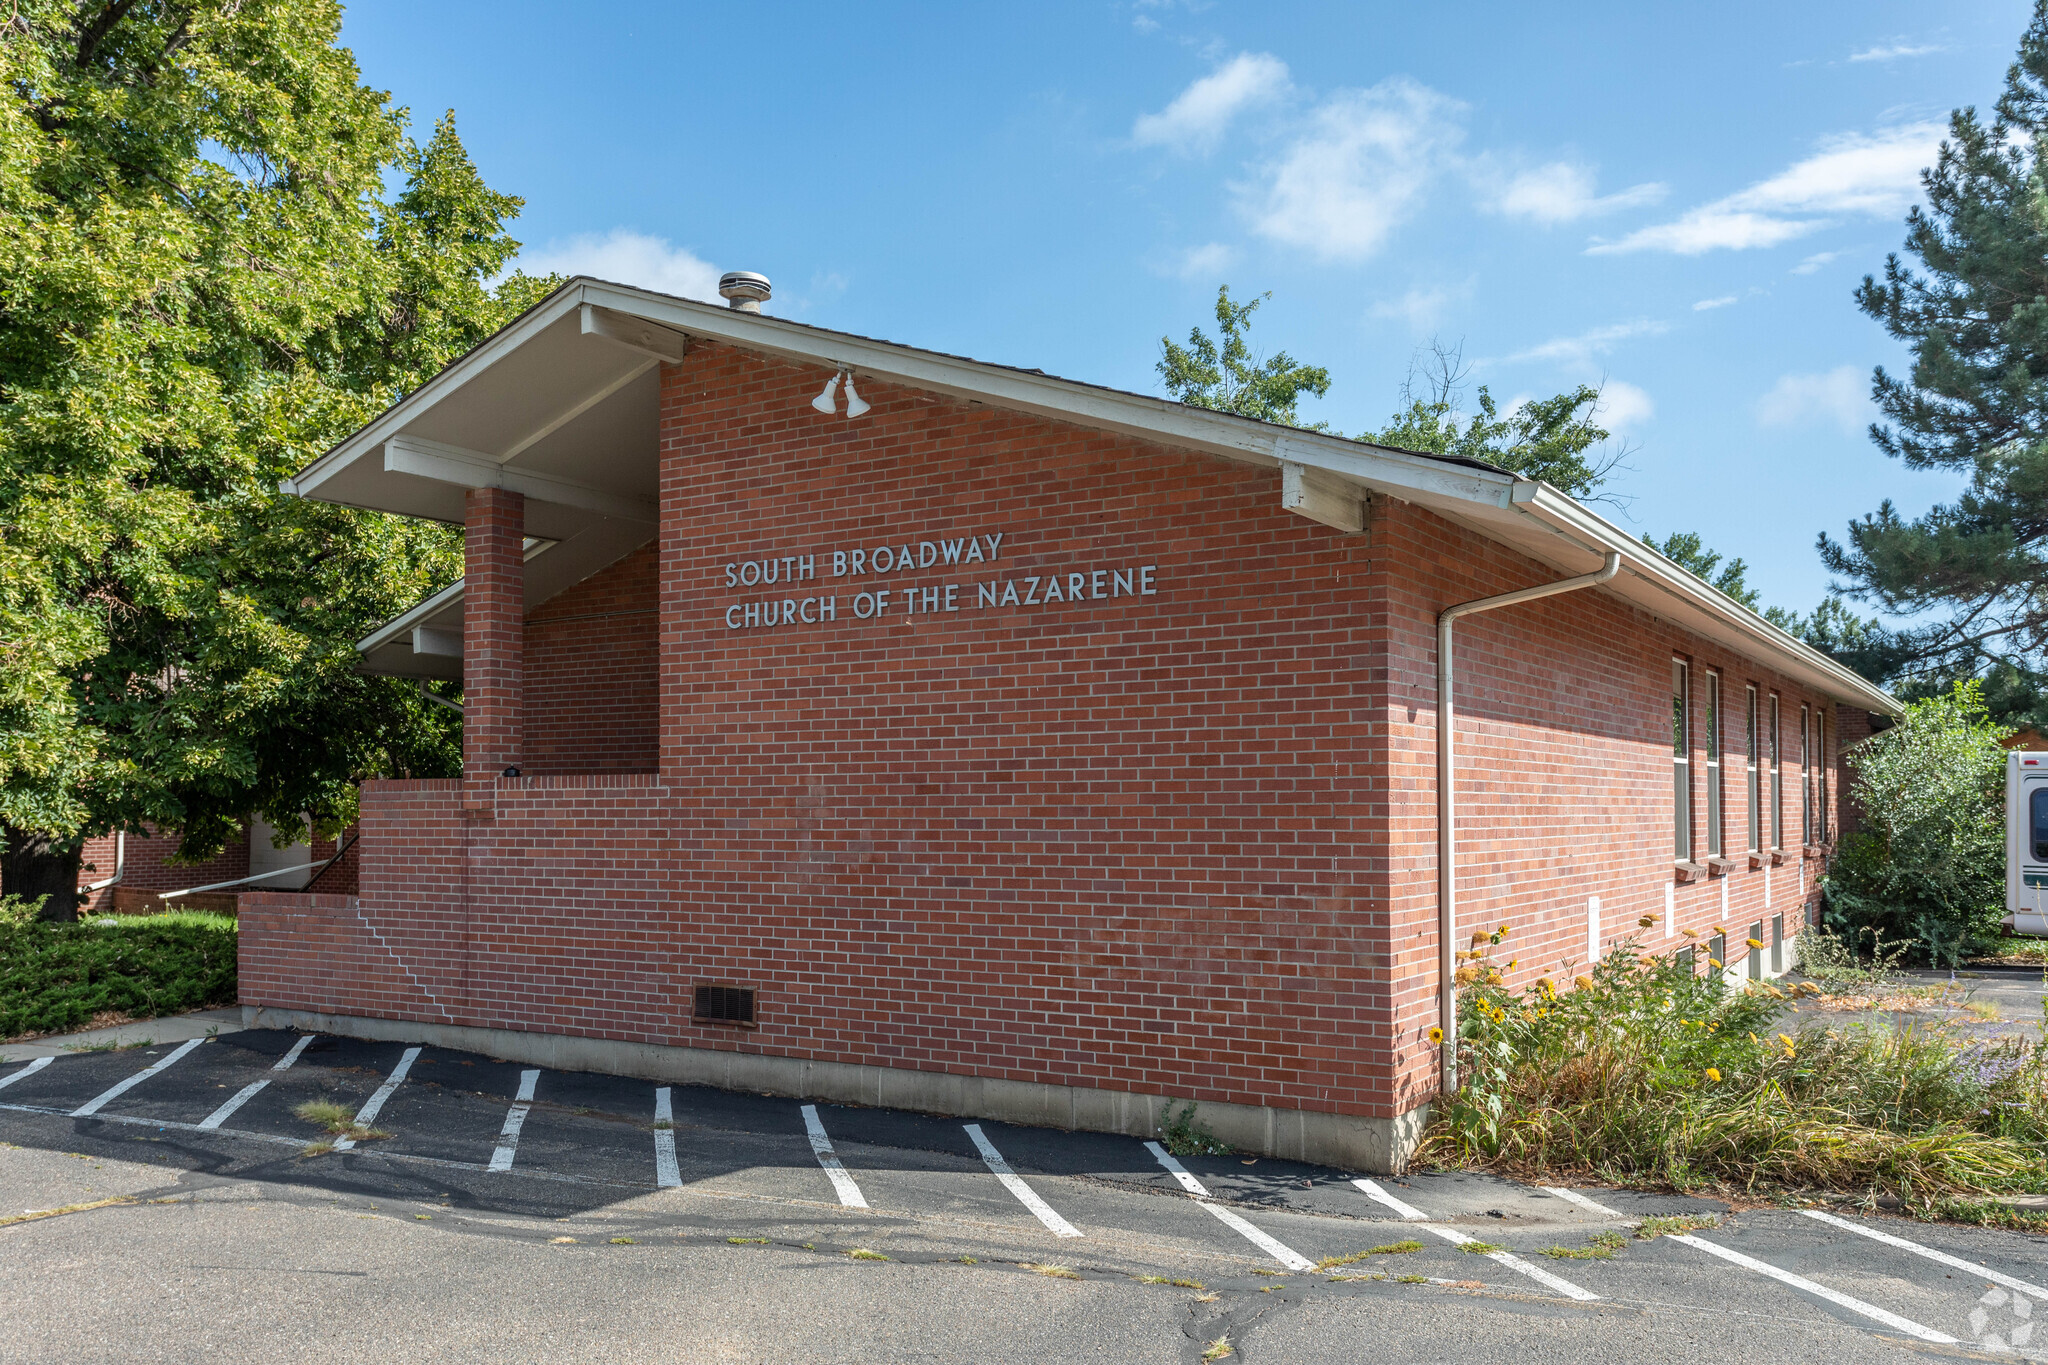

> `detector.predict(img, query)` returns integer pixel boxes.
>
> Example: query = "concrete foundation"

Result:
[240,1005,1430,1174]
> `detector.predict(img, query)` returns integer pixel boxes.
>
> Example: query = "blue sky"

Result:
[343,1,2033,616]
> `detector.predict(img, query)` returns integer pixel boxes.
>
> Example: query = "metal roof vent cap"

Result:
[718,271,771,312]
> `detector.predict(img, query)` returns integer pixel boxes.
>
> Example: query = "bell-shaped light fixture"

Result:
[842,374,870,419]
[811,373,841,414]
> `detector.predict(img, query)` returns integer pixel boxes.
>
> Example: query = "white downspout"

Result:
[78,831,126,897]
[1436,551,1620,1094]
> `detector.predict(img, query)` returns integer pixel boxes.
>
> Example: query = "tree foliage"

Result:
[1822,2,2048,710]
[1157,285,1331,427]
[1359,343,1627,502]
[1643,530,1889,671]
[1821,681,2010,965]
[0,0,538,915]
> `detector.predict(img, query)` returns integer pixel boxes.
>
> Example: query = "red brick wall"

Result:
[78,827,249,916]
[464,487,526,780]
[241,339,1856,1130]
[525,542,659,774]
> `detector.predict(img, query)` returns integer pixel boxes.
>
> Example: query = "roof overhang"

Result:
[293,277,1896,714]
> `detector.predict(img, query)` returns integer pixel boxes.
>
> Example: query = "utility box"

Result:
[2006,752,2048,935]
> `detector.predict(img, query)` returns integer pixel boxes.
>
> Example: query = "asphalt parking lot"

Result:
[5,1028,2048,1362]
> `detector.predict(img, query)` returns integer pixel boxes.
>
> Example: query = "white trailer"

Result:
[2007,751,2048,935]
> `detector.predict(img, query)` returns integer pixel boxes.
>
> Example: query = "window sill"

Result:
[1673,860,1706,883]
[1707,857,1739,876]
[1769,850,1789,866]
[1747,852,1766,871]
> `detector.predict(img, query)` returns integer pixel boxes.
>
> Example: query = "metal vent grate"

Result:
[693,984,756,1028]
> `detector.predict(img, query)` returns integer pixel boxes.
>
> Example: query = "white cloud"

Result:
[1503,319,1668,367]
[1755,365,1869,434]
[515,229,722,303]
[1162,241,1236,279]
[1849,42,1944,63]
[1595,379,1655,432]
[1791,250,1841,275]
[1132,53,1290,152]
[1481,160,1665,224]
[1693,295,1738,311]
[1240,78,1467,262]
[1587,122,1942,255]
[1369,283,1465,331]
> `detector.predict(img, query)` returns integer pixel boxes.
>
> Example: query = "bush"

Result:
[0,905,237,1038]
[1822,679,2007,965]
[1423,927,2048,1203]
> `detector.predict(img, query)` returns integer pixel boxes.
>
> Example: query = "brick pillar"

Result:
[464,487,525,780]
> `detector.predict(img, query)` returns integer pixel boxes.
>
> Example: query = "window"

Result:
[1745,685,1760,853]
[1769,694,1782,850]
[1672,659,1692,859]
[1705,672,1722,859]
[1817,709,1830,842]
[1801,703,1812,847]
[2033,788,2048,863]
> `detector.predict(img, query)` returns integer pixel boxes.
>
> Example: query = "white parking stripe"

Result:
[0,1057,52,1090]
[1541,1185,1625,1219]
[1143,1141,1210,1195]
[801,1104,868,1209]
[1142,1140,1315,1271]
[653,1087,680,1188]
[197,1081,269,1131]
[331,1046,419,1151]
[1801,1209,2048,1302]
[1353,1178,1428,1221]
[487,1070,540,1173]
[273,1035,315,1070]
[1668,1233,1957,1343]
[964,1124,1081,1238]
[70,1038,206,1117]
[1199,1200,1317,1271]
[1419,1223,1599,1301]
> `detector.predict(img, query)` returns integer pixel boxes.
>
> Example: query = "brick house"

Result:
[238,275,1894,1172]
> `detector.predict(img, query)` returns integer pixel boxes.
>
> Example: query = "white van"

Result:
[2007,751,2048,935]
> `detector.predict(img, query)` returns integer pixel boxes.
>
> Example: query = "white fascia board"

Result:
[1511,482,1898,714]
[383,435,658,523]
[357,578,465,655]
[284,287,590,498]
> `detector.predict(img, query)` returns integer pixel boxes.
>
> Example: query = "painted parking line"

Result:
[653,1087,681,1188]
[1541,1185,1625,1219]
[0,1057,52,1091]
[1801,1209,2048,1302]
[273,1035,316,1071]
[963,1124,1081,1238]
[198,1081,270,1131]
[487,1070,541,1173]
[801,1105,868,1209]
[1418,1223,1599,1301]
[1353,1178,1428,1221]
[199,1035,318,1132]
[70,1038,206,1117]
[331,1046,419,1152]
[1668,1233,1956,1344]
[1142,1142,1315,1271]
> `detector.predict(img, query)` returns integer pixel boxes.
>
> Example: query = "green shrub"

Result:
[1424,928,2048,1202]
[0,911,237,1038]
[1821,679,2007,966]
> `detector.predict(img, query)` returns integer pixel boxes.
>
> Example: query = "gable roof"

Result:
[287,276,1896,714]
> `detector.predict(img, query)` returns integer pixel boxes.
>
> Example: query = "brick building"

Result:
[239,275,1894,1172]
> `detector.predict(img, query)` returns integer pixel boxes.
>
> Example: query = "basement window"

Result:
[692,984,757,1029]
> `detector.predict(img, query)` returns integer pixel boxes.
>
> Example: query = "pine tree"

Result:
[1822,1,2048,708]
[0,1,539,916]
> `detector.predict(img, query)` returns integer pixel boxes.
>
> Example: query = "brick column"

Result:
[464,487,525,780]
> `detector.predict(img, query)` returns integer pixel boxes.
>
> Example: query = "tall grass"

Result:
[1422,927,2048,1202]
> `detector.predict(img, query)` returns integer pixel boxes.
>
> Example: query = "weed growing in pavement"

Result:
[956,1256,977,1264]
[1395,1274,1428,1284]
[291,1099,386,1145]
[549,1237,576,1244]
[61,1038,150,1052]
[1317,1242,1423,1269]
[1633,1214,1721,1240]
[1192,1291,1220,1302]
[726,1237,768,1245]
[1200,1336,1233,1361]
[1159,1100,1231,1156]
[652,1119,673,1130]
[1455,1241,1501,1254]
[608,1237,636,1245]
[1542,1231,1628,1260]
[1423,926,2048,1208]
[1022,1263,1080,1280]
[1134,1275,1205,1288]
[847,1248,889,1261]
